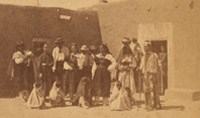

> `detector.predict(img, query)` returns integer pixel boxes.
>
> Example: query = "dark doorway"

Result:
[148,40,168,95]
[150,40,167,54]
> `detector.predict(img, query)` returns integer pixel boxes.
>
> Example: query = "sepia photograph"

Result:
[0,0,200,118]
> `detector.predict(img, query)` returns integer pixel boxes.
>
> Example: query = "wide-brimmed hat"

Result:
[80,45,89,51]
[132,38,138,42]
[122,37,131,44]
[90,45,97,50]
[54,37,64,44]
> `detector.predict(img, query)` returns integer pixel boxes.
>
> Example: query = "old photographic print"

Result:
[0,0,200,118]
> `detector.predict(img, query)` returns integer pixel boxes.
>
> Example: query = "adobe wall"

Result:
[95,0,200,92]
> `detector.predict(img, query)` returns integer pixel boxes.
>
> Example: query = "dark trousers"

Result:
[55,61,64,82]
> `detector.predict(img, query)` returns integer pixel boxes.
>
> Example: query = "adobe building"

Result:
[93,0,200,101]
[0,0,199,101]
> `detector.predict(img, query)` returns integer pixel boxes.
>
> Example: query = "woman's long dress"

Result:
[38,52,53,96]
[117,55,137,93]
[92,53,116,98]
[110,82,131,111]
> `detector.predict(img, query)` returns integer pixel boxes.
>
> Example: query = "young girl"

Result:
[110,81,132,111]
[26,82,45,109]
[49,82,65,107]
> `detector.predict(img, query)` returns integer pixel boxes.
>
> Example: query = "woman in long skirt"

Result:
[116,38,137,100]
[38,43,54,99]
[92,44,117,106]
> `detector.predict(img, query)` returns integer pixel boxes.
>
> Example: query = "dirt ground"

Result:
[0,95,199,118]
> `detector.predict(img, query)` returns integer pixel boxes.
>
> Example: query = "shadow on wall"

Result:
[0,4,102,97]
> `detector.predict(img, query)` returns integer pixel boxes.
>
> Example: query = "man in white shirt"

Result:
[52,37,69,83]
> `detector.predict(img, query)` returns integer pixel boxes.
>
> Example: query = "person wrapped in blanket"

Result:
[26,82,45,109]
[73,45,94,109]
[49,81,65,107]
[116,38,137,104]
[7,41,33,101]
[140,41,162,111]
[92,44,117,106]
[110,81,132,111]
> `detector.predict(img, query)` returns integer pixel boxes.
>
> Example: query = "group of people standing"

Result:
[7,37,167,111]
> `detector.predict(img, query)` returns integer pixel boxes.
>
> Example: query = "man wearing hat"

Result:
[140,41,161,111]
[73,45,94,109]
[52,37,69,83]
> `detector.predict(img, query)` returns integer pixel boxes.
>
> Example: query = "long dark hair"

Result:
[116,45,133,63]
[100,44,112,54]
[16,41,25,51]
[69,43,79,53]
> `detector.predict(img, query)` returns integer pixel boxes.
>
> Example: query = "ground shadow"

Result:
[161,105,185,111]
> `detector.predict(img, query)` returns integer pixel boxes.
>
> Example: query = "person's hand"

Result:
[42,63,47,66]
[79,66,83,70]
[39,73,43,79]
[52,66,56,72]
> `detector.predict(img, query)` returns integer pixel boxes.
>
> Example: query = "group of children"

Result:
[26,81,65,109]
[26,80,133,110]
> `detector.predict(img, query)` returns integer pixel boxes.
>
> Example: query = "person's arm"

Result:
[92,61,97,79]
[13,52,24,64]
[52,49,57,72]
[38,55,43,78]
[63,61,73,70]
[129,56,137,69]
[106,54,117,72]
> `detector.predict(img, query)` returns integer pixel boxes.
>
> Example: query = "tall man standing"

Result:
[140,41,161,111]
[52,38,69,84]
